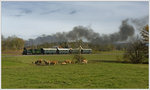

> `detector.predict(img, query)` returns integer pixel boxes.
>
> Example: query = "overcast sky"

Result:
[2,1,149,40]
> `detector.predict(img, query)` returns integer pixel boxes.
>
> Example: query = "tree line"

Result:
[2,35,25,51]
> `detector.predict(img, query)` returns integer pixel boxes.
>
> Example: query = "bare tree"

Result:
[124,25,149,64]
[124,38,146,63]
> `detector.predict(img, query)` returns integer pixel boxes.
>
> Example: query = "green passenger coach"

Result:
[41,48,57,54]
[57,48,70,54]
[81,49,92,54]
[22,47,92,55]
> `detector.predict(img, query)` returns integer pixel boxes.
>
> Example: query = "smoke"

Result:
[90,19,135,44]
[25,16,148,46]
[118,19,135,41]
[63,19,135,44]
[131,15,149,31]
[66,26,99,41]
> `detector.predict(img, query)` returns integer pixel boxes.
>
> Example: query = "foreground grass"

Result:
[2,54,148,89]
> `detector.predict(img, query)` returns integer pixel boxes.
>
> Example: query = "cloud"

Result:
[40,9,61,15]
[13,14,24,17]
[11,8,32,17]
[69,10,77,14]
[19,8,32,14]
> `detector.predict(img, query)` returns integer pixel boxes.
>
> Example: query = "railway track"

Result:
[2,53,124,57]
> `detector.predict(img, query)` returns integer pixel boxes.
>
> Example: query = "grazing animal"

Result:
[71,61,75,64]
[50,61,58,65]
[33,59,43,65]
[43,60,49,65]
[37,59,43,63]
[82,59,88,64]
[64,60,72,64]
[47,61,51,64]
[61,62,67,65]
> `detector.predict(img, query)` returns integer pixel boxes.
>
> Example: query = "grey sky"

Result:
[2,1,149,40]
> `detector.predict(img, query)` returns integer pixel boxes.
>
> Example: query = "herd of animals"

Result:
[32,59,88,65]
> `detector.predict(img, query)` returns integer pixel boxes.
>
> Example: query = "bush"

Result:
[116,55,122,62]
[73,54,86,63]
[123,38,148,64]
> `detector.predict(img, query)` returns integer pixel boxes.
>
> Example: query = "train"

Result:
[22,47,92,55]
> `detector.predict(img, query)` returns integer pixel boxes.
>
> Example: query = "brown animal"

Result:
[61,62,67,65]
[34,59,43,65]
[43,60,49,65]
[50,61,58,65]
[47,61,51,64]
[82,59,88,64]
[38,59,43,63]
[64,60,72,64]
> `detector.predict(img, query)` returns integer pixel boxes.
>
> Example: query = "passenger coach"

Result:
[23,47,92,55]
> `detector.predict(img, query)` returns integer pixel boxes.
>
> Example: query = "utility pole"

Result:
[79,45,81,63]
[79,40,83,63]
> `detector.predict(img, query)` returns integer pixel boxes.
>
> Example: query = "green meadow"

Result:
[1,53,149,89]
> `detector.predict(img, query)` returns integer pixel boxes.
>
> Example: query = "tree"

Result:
[2,35,6,51]
[141,25,149,43]
[123,25,149,64]
[123,38,146,63]
[2,35,25,51]
[141,25,149,59]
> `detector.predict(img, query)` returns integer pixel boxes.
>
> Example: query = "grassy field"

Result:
[1,53,149,89]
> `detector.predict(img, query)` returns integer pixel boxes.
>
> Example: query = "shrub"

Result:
[73,54,86,63]
[123,38,148,64]
[116,55,122,62]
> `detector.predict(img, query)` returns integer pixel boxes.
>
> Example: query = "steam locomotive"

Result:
[23,47,92,55]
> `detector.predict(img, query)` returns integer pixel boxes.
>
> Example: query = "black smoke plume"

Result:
[118,19,135,41]
[25,16,148,46]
